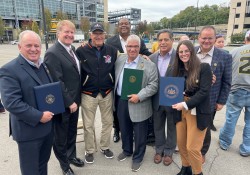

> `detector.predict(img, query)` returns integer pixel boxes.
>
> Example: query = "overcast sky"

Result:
[108,0,230,22]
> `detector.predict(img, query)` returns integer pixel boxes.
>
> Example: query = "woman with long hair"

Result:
[172,40,212,175]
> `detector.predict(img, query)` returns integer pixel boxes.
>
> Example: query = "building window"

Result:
[237,2,241,7]
[246,13,250,17]
[234,25,239,29]
[243,24,250,28]
[236,14,240,18]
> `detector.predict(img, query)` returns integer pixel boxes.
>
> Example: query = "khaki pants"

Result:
[81,93,113,153]
[176,109,207,174]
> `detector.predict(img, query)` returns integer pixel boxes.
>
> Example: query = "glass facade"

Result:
[0,0,105,27]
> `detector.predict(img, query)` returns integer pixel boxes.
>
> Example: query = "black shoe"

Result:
[210,124,217,131]
[69,157,84,167]
[113,130,120,143]
[62,168,75,175]
[195,173,203,175]
[177,166,192,175]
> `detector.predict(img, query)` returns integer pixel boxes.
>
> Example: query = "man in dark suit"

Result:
[106,18,152,143]
[0,30,54,175]
[196,26,232,163]
[44,20,84,175]
[150,29,176,166]
[114,34,158,172]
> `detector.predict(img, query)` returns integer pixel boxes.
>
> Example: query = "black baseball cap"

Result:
[90,22,104,32]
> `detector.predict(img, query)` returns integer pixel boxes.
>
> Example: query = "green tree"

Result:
[44,8,52,33]
[80,17,90,40]
[158,4,229,29]
[0,17,4,37]
[32,20,39,34]
[56,10,68,20]
[231,33,245,44]
[135,20,147,36]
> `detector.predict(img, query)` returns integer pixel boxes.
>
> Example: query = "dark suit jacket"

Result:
[195,47,232,112]
[0,55,53,141]
[106,34,152,56]
[174,63,213,130]
[149,49,176,111]
[44,41,81,107]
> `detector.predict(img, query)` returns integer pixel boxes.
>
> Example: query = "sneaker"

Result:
[219,142,228,151]
[240,152,250,157]
[100,149,114,159]
[85,152,94,164]
[117,152,127,161]
[131,162,141,172]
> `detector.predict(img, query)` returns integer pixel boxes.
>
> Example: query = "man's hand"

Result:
[172,103,184,111]
[80,41,86,48]
[69,102,78,113]
[216,103,224,111]
[128,94,140,103]
[40,111,54,123]
[140,54,151,61]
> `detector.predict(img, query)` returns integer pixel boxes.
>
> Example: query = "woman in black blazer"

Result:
[172,40,212,175]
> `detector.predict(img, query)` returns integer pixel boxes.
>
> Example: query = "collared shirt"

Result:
[196,46,214,66]
[21,53,42,68]
[119,35,127,53]
[58,40,80,73]
[157,49,172,77]
[117,56,140,96]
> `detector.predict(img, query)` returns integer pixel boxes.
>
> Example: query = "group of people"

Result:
[0,17,249,175]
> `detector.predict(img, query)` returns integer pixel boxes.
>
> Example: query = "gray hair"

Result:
[19,30,41,45]
[157,29,173,40]
[127,34,141,48]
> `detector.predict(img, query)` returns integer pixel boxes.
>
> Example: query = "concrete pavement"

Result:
[0,43,249,175]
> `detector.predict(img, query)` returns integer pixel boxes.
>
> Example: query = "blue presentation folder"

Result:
[34,82,65,115]
[159,77,185,107]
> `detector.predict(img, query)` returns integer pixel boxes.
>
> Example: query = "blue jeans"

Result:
[219,89,250,155]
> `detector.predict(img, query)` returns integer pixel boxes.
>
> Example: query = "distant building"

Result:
[227,0,250,42]
[0,0,108,40]
[108,8,142,33]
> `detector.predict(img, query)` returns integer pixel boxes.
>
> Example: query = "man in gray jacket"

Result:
[114,34,158,172]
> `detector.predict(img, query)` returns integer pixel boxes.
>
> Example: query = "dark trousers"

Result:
[17,130,53,175]
[154,106,176,156]
[113,109,120,132]
[117,97,148,163]
[201,110,216,155]
[53,109,79,171]
[0,99,4,109]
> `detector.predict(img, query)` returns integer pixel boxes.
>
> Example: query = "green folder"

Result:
[121,68,143,100]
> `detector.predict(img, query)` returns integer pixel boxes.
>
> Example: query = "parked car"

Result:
[10,40,19,45]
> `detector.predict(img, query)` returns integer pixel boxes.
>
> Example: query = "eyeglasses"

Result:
[200,37,214,41]
[178,50,190,54]
[126,45,139,49]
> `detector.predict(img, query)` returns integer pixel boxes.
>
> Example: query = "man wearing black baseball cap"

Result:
[76,22,118,164]
[90,22,105,32]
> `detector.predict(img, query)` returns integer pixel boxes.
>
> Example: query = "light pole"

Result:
[232,8,236,37]
[194,0,199,44]
[41,0,48,50]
